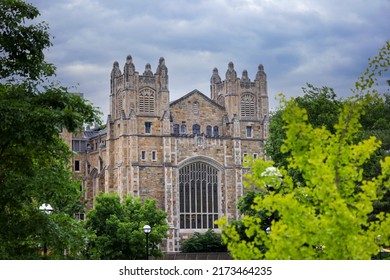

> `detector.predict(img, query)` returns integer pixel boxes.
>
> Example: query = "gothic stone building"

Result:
[62,55,269,252]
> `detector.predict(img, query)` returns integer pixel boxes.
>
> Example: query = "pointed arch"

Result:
[177,156,223,229]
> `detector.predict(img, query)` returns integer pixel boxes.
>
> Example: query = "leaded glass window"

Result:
[179,162,219,229]
[240,93,255,117]
[139,88,155,113]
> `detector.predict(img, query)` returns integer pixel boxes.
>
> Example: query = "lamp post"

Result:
[266,226,271,235]
[143,225,151,260]
[377,235,382,260]
[39,203,54,256]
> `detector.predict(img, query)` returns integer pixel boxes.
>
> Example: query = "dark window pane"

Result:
[173,124,179,135]
[193,124,200,135]
[213,126,219,137]
[206,125,212,137]
[145,122,152,133]
[180,215,184,228]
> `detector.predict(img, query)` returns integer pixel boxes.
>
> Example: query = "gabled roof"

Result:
[170,89,225,110]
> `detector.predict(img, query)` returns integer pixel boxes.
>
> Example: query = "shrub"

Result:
[181,229,227,253]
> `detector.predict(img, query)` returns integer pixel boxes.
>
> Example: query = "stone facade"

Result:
[62,55,269,252]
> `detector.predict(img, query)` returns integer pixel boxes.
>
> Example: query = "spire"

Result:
[210,67,221,84]
[240,69,251,89]
[155,57,167,75]
[241,70,250,82]
[110,61,122,94]
[143,63,153,76]
[111,61,121,77]
[225,61,237,81]
[156,57,168,90]
[255,64,266,80]
[124,54,135,83]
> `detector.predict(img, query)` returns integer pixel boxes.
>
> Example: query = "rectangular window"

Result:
[141,151,146,161]
[151,151,157,161]
[72,140,80,152]
[145,122,152,133]
[74,213,85,221]
[242,153,248,164]
[253,153,258,159]
[74,160,80,172]
[246,126,253,138]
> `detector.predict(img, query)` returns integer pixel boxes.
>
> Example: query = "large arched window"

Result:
[179,161,219,229]
[139,87,155,113]
[240,93,255,117]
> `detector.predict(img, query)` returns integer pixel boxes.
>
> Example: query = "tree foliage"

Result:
[85,193,169,260]
[217,41,390,260]
[265,84,342,168]
[0,0,100,259]
[218,94,390,259]
[0,0,55,81]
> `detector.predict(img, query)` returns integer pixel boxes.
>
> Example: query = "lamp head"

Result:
[143,225,151,234]
[39,203,54,214]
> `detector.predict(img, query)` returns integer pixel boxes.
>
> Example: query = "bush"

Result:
[181,230,227,253]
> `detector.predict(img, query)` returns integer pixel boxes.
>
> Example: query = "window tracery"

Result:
[139,88,155,113]
[241,93,255,117]
[179,162,219,229]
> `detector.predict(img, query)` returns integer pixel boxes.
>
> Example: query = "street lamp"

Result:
[39,203,54,256]
[143,225,151,260]
[266,227,271,235]
[39,203,54,214]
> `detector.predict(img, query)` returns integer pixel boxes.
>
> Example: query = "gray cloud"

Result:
[30,0,389,119]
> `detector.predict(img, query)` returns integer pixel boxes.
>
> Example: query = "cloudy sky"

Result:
[29,0,389,120]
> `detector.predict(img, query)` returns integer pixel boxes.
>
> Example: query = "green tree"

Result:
[218,94,390,259]
[266,84,342,169]
[85,193,169,260]
[217,41,390,260]
[0,0,55,81]
[0,0,100,259]
[266,45,390,227]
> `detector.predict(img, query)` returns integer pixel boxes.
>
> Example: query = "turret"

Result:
[210,67,221,101]
[209,62,268,121]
